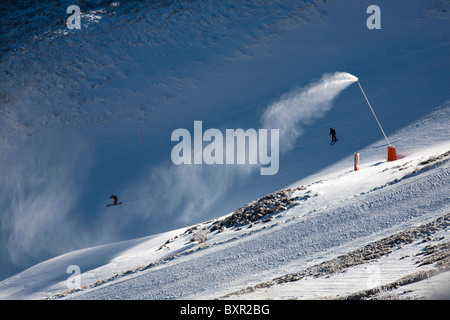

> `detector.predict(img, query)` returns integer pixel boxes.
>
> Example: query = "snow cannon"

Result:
[388,146,397,161]
[357,79,397,162]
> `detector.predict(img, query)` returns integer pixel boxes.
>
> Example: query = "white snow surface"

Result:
[0,0,449,300]
[1,105,449,299]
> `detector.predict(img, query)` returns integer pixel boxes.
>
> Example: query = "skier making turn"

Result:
[110,195,119,204]
[108,195,120,207]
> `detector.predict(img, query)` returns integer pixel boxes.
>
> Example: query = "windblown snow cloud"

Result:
[261,72,358,152]
[0,130,92,269]
[110,163,255,233]
[117,72,359,231]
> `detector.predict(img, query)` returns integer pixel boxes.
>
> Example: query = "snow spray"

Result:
[170,72,360,176]
[261,72,358,153]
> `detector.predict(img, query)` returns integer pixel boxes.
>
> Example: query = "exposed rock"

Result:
[210,186,308,231]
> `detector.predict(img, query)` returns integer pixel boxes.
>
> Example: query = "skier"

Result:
[329,128,337,145]
[110,195,119,205]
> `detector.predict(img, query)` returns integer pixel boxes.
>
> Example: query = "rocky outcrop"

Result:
[210,186,310,231]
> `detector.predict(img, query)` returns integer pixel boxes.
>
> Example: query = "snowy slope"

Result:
[0,0,449,299]
[0,104,449,300]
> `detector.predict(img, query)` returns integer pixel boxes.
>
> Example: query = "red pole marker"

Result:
[354,152,360,171]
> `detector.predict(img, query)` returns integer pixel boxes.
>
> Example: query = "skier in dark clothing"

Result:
[329,128,337,145]
[110,195,119,205]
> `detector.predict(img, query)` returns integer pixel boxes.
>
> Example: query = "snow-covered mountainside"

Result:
[1,104,449,300]
[0,0,449,300]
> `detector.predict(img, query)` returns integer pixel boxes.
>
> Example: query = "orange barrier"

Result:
[388,146,397,161]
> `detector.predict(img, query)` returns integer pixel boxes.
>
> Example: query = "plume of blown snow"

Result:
[261,72,358,152]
